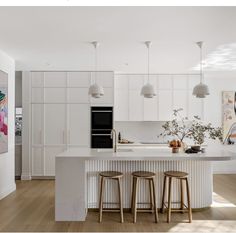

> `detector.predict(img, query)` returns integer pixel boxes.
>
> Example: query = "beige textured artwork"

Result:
[222,91,236,144]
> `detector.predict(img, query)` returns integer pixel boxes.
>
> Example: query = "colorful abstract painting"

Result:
[0,70,8,154]
[222,91,236,144]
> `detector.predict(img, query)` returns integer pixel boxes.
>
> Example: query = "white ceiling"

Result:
[0,6,236,72]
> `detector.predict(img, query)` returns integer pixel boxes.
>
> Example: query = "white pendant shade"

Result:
[88,83,104,98]
[192,83,209,98]
[141,41,157,98]
[193,41,210,98]
[89,41,104,98]
[141,83,156,98]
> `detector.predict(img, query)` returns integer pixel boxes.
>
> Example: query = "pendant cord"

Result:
[147,44,150,83]
[95,44,97,84]
[200,43,203,84]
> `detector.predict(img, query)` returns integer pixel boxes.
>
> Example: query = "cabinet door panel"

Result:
[32,104,43,145]
[188,91,203,119]
[32,147,44,176]
[44,72,67,87]
[129,75,144,90]
[44,104,66,145]
[90,87,113,105]
[32,88,43,103]
[129,90,143,121]
[45,147,65,176]
[68,104,90,146]
[158,75,172,89]
[173,75,188,89]
[173,91,188,118]
[31,72,44,87]
[44,88,66,103]
[158,90,172,121]
[114,76,129,89]
[67,72,90,87]
[96,72,113,87]
[144,96,158,121]
[67,88,89,103]
[114,89,129,121]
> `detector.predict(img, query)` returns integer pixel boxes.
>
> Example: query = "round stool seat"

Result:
[132,171,156,178]
[99,171,123,178]
[164,171,188,178]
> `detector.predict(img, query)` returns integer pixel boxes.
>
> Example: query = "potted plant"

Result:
[159,108,192,151]
[159,109,223,153]
[190,116,223,149]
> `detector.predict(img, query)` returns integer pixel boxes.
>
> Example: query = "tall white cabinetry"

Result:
[114,74,203,121]
[30,71,113,177]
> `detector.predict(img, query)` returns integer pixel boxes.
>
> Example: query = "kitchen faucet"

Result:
[110,129,117,153]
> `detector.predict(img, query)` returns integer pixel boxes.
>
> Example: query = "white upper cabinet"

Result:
[173,90,188,118]
[158,90,173,121]
[44,88,66,103]
[31,88,43,103]
[96,72,114,87]
[67,104,90,146]
[67,88,89,103]
[158,75,172,89]
[44,72,67,87]
[129,75,144,90]
[67,72,90,87]
[173,75,188,90]
[129,90,143,121]
[31,72,44,87]
[144,96,158,121]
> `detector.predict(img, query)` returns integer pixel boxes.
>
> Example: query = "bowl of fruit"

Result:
[169,140,181,153]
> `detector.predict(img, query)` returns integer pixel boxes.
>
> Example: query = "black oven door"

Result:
[91,107,113,130]
[91,133,113,148]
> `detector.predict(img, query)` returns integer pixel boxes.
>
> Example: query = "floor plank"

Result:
[0,175,235,232]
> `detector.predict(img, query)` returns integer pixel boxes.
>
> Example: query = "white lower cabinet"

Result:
[32,147,44,176]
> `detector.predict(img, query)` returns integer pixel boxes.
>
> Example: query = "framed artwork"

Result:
[222,91,236,144]
[0,70,8,154]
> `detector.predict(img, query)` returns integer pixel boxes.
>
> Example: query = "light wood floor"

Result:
[0,175,236,232]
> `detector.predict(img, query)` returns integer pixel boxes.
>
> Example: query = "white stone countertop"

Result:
[56,147,236,161]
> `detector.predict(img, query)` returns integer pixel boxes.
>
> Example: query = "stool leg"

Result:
[117,177,124,223]
[180,178,184,213]
[161,175,167,214]
[167,177,172,223]
[131,176,136,214]
[149,179,154,213]
[151,178,158,223]
[185,178,192,223]
[99,176,105,223]
[133,177,138,223]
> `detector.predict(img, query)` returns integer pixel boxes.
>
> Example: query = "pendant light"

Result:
[141,41,157,98]
[192,41,210,98]
[88,41,104,98]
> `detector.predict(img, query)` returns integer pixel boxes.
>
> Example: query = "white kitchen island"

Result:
[55,148,236,221]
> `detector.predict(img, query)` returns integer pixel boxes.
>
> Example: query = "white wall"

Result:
[0,50,16,199]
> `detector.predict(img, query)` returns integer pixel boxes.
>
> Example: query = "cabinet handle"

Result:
[68,130,70,144]
[39,130,42,144]
[63,130,67,144]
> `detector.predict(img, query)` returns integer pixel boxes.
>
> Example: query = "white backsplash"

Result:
[114,121,169,143]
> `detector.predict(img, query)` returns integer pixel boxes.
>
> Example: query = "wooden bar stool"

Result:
[161,171,192,223]
[131,171,158,223]
[99,171,124,223]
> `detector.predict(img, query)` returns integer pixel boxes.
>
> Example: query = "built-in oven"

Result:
[91,107,113,148]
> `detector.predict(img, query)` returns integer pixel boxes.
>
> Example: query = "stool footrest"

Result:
[102,209,122,213]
